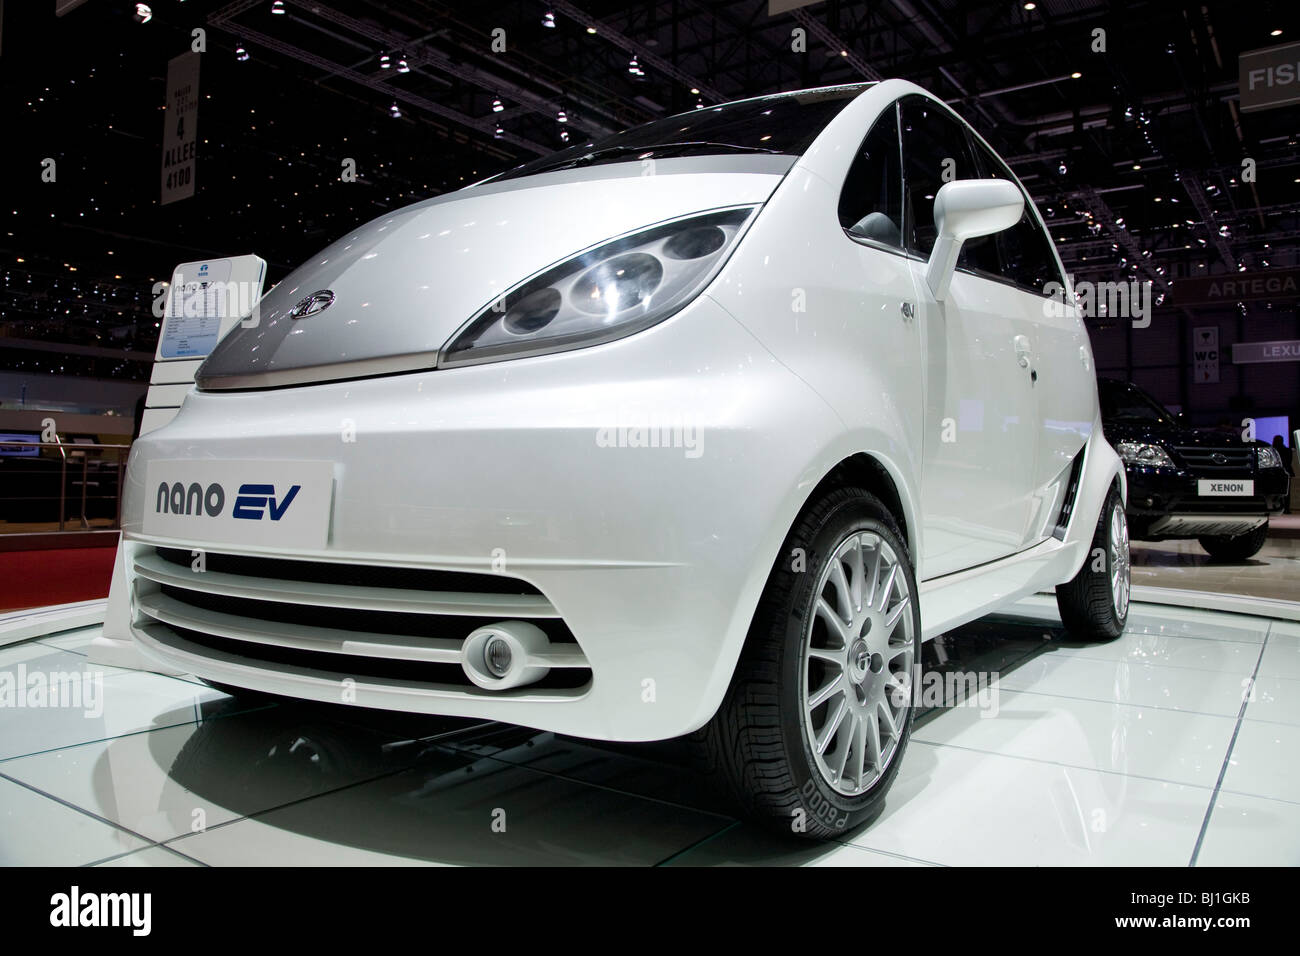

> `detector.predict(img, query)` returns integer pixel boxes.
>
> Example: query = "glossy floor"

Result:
[1,597,1297,866]
[1132,534,1300,602]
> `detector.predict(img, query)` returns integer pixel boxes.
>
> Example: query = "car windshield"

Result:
[491,84,870,182]
[1099,380,1177,426]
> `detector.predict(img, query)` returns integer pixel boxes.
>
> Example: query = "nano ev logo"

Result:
[232,483,300,520]
[155,480,301,520]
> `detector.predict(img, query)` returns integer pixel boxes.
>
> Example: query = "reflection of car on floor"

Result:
[1098,378,1287,560]
[118,79,1130,839]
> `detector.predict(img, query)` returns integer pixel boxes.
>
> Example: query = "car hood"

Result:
[1102,419,1251,448]
[196,157,789,390]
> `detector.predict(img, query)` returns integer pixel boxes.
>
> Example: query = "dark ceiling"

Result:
[1,0,1297,379]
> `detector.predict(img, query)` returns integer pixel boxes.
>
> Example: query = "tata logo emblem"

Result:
[289,289,335,319]
[1212,453,1228,465]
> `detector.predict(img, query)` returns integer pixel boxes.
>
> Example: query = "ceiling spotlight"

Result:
[1123,105,1134,120]
[235,44,249,61]
[695,99,704,110]
[542,11,556,28]
[380,53,391,69]
[1024,2,1036,9]
[389,102,401,118]
[491,97,503,112]
[271,1,286,14]
[494,124,504,138]
[557,109,567,123]
[397,58,410,73]
[628,55,643,75]
[559,129,570,142]
[1132,163,1141,170]
[1057,161,1067,175]
[1070,71,1082,79]
[1219,225,1231,237]
[134,3,152,23]
[586,26,597,35]
[1271,29,1283,36]
[690,87,699,95]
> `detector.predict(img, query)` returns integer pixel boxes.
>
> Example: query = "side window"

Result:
[967,133,1065,296]
[838,102,903,248]
[899,98,999,275]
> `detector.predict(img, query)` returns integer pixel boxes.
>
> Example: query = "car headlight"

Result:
[440,206,755,367]
[1116,440,1174,468]
[1256,445,1283,469]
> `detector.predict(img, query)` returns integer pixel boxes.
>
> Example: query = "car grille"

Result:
[1172,446,1254,472]
[130,546,591,694]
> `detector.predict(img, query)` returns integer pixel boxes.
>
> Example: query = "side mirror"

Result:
[924,179,1025,300]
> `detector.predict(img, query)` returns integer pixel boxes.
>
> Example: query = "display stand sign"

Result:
[141,254,267,435]
[90,253,267,676]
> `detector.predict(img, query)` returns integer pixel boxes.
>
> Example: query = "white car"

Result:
[119,79,1128,837]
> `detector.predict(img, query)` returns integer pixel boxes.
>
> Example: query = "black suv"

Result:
[1098,378,1288,560]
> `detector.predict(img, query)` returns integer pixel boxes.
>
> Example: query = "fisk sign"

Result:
[142,460,334,549]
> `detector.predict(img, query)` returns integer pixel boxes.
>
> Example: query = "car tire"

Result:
[1198,524,1269,561]
[1055,485,1129,641]
[702,487,920,839]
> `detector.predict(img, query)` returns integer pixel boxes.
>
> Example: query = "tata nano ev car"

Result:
[119,80,1127,837]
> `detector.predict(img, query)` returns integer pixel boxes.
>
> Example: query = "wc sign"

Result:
[1193,327,1219,385]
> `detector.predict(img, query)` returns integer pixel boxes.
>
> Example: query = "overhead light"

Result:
[134,3,152,23]
[1132,163,1141,170]
[491,97,503,112]
[235,44,249,61]
[397,58,410,73]
[559,129,570,142]
[542,11,556,28]
[689,87,699,95]
[1271,29,1283,36]
[1024,2,1037,9]
[494,124,504,138]
[271,1,286,14]
[840,50,848,56]
[1058,161,1067,175]
[695,99,704,110]
[389,102,401,118]
[1124,105,1134,120]
[586,26,597,34]
[557,109,567,123]
[380,53,390,69]
[1070,71,1082,79]
[628,55,644,76]
[1153,196,1162,202]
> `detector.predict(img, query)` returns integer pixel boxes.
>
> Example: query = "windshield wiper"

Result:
[528,141,782,176]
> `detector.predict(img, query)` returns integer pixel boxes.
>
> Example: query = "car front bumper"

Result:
[116,297,855,742]
[1122,464,1287,539]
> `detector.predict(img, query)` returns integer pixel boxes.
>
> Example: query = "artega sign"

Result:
[1170,267,1300,305]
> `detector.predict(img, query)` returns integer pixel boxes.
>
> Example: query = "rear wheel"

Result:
[1199,524,1269,561]
[1056,485,1129,641]
[703,487,919,839]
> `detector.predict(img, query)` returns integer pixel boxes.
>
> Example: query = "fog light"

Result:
[484,636,512,677]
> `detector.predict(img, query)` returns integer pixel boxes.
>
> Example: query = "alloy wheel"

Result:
[801,530,916,797]
[1109,502,1131,619]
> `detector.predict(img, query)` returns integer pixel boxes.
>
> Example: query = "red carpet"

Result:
[0,547,115,611]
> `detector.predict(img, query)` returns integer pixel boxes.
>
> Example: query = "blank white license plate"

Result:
[1198,479,1254,496]
[142,459,335,549]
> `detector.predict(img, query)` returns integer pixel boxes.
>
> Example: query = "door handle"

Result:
[1013,334,1032,369]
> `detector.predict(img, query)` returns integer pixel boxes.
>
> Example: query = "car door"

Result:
[964,128,1093,546]
[899,96,1040,577]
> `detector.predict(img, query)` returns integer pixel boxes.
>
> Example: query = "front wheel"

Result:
[1056,485,1129,641]
[703,487,920,839]
[1199,524,1269,561]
